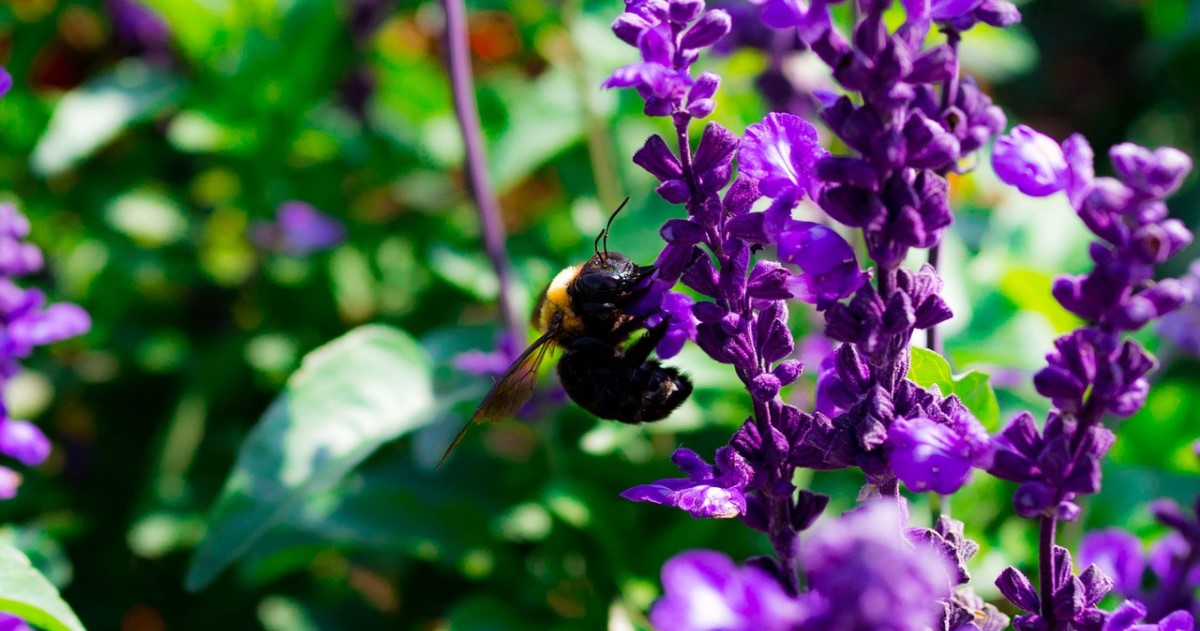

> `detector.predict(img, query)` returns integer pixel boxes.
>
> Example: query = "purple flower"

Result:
[777,222,866,305]
[749,0,838,39]
[648,549,811,631]
[987,411,1112,520]
[992,125,1070,197]
[0,613,32,631]
[1103,600,1194,631]
[738,113,827,200]
[106,0,172,55]
[997,546,1114,630]
[604,3,732,117]
[0,203,90,499]
[622,446,752,519]
[1157,260,1200,356]
[0,466,19,500]
[802,502,953,631]
[1081,529,1146,596]
[0,68,10,99]
[886,410,992,495]
[0,419,51,468]
[253,201,347,256]
[646,291,699,359]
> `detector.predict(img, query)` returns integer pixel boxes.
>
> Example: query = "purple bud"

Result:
[0,419,51,467]
[1110,143,1192,198]
[772,359,804,386]
[750,373,782,402]
[992,125,1069,197]
[668,0,705,24]
[681,9,731,50]
[638,25,674,66]
[633,135,684,182]
[612,13,653,46]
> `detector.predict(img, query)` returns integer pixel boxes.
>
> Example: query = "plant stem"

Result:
[926,246,942,354]
[442,0,523,347]
[1039,514,1059,630]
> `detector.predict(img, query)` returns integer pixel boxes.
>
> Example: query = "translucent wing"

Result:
[437,320,560,467]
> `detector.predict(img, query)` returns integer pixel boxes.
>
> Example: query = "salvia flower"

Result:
[648,549,811,631]
[622,446,752,519]
[886,402,992,495]
[802,501,953,631]
[252,201,347,256]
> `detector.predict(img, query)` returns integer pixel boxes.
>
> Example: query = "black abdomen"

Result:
[557,347,692,423]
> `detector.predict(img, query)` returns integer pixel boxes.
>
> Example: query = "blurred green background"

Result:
[0,0,1199,629]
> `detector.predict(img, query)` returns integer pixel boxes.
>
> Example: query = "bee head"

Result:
[573,252,655,300]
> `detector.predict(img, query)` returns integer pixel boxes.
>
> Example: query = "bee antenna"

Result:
[597,197,629,261]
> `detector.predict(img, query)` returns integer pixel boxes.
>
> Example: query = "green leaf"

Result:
[0,541,87,631]
[908,347,1001,430]
[31,61,183,176]
[185,325,436,591]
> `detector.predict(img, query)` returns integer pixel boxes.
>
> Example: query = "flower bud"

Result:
[680,9,730,50]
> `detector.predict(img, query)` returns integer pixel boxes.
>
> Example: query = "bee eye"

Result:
[577,272,620,294]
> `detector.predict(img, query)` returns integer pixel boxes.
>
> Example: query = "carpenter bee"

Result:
[438,200,693,466]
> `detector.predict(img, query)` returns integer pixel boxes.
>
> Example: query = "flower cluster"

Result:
[649,503,956,631]
[987,127,1195,627]
[0,202,91,500]
[605,0,871,591]
[604,0,732,117]
[600,0,1199,629]
[1081,497,1200,623]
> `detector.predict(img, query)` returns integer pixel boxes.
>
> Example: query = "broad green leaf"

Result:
[908,347,1001,430]
[0,541,86,631]
[185,325,436,591]
[31,61,183,176]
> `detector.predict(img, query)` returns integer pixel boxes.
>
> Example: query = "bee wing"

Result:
[436,324,559,467]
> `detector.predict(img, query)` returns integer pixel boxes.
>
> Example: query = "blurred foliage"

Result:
[0,0,1195,629]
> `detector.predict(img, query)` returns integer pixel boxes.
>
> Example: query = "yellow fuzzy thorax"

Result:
[537,265,584,335]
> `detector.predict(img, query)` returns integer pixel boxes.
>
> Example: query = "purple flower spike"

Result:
[739,113,828,201]
[1080,529,1146,596]
[802,502,954,631]
[648,550,811,631]
[622,446,753,519]
[887,413,991,495]
[0,419,51,467]
[0,68,11,99]
[992,125,1070,197]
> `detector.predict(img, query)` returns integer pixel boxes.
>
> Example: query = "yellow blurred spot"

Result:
[12,0,56,22]
[59,6,107,51]
[460,548,495,579]
[349,565,401,613]
[191,168,242,206]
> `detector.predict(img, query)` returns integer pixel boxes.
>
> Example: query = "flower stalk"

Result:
[441,0,523,347]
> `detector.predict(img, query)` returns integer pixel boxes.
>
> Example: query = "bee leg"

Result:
[623,317,671,368]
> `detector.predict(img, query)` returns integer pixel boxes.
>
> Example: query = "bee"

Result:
[438,200,694,466]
